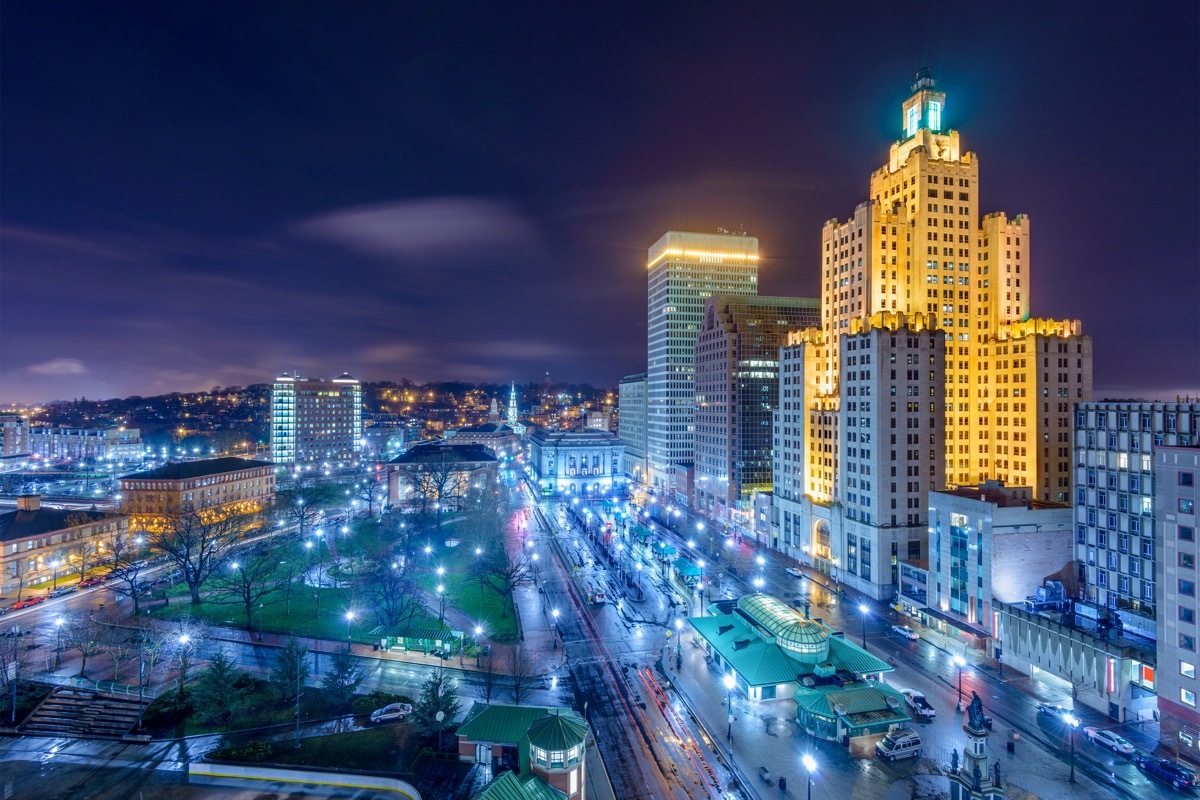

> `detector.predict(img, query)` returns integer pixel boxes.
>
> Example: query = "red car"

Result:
[11,596,46,610]
[79,577,105,588]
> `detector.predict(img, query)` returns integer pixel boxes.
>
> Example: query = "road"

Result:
[596,498,1181,800]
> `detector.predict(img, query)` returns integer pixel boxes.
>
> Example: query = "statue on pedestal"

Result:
[967,691,986,731]
[950,748,959,772]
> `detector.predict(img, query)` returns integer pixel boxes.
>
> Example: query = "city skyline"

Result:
[3,4,1198,404]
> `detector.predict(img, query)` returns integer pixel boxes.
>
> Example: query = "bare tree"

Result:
[275,479,335,539]
[352,472,385,517]
[0,629,31,724]
[411,454,468,528]
[475,650,501,703]
[210,544,285,629]
[63,512,100,580]
[149,505,247,605]
[366,558,423,627]
[483,551,534,618]
[507,645,535,705]
[103,527,152,615]
[62,615,106,679]
[458,480,508,552]
[12,563,37,604]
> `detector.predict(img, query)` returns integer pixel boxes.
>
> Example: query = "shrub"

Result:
[211,739,273,762]
[352,690,412,715]
[142,688,194,729]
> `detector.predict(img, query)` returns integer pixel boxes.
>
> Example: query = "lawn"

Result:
[256,726,420,774]
[410,523,520,642]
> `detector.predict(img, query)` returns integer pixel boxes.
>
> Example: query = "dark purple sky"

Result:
[3,2,1198,404]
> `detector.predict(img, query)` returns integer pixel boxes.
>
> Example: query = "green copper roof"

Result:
[674,557,702,578]
[794,682,910,730]
[689,614,804,686]
[826,636,893,675]
[526,712,589,750]
[737,594,829,662]
[457,703,574,746]
[472,770,566,800]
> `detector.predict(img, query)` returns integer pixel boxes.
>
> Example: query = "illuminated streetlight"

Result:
[54,617,64,667]
[953,655,967,707]
[723,673,736,741]
[1063,712,1079,783]
[346,610,356,641]
[802,754,817,800]
[858,603,869,647]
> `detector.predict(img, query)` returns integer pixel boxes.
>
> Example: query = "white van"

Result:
[876,728,922,762]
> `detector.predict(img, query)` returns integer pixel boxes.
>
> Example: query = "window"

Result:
[1184,688,1197,708]
[1183,472,1196,487]
[1182,499,1196,515]
[1182,526,1196,542]
[1183,633,1196,652]
[1182,553,1196,570]
[1183,661,1196,679]
[1181,579,1196,597]
[1183,607,1196,624]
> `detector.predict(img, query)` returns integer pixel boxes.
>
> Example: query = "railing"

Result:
[31,671,163,699]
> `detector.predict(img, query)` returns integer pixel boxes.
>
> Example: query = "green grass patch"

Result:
[220,725,420,774]
[410,533,520,642]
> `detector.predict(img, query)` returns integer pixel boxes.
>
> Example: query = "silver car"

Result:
[369,702,412,723]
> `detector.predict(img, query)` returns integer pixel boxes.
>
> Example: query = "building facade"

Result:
[646,231,759,492]
[119,457,276,530]
[771,69,1093,598]
[29,426,144,463]
[773,314,946,599]
[386,442,499,512]
[618,373,648,485]
[0,495,130,593]
[529,428,623,497]
[270,372,363,468]
[0,413,30,471]
[923,482,1072,646]
[693,295,819,523]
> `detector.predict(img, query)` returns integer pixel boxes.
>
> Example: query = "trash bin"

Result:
[779,777,787,791]
[1006,741,1015,753]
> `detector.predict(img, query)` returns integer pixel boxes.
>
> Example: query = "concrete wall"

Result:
[189,762,420,799]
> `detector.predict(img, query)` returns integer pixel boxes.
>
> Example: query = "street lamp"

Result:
[1063,712,1079,783]
[674,619,683,666]
[257,602,264,641]
[723,673,736,741]
[474,625,483,667]
[346,610,355,641]
[437,585,446,625]
[953,655,967,708]
[802,754,817,800]
[858,603,869,648]
[697,559,706,615]
[51,559,61,590]
[54,617,64,667]
[552,608,560,648]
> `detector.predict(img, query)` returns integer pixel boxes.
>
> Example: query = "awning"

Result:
[657,543,678,557]
[674,557,702,578]
[920,607,990,639]
[368,625,464,641]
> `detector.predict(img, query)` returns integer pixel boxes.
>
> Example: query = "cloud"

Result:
[27,358,88,376]
[292,197,541,262]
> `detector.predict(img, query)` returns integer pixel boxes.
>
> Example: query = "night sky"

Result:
[2,2,1197,404]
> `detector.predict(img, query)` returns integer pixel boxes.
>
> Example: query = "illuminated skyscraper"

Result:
[271,372,363,468]
[773,70,1093,599]
[645,231,759,492]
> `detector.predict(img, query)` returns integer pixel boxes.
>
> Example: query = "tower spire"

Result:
[507,382,518,427]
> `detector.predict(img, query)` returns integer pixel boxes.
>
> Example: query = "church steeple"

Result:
[507,382,518,427]
[902,67,947,138]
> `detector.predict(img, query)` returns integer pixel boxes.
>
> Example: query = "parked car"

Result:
[11,597,45,610]
[1083,727,1135,754]
[49,586,77,598]
[891,625,919,640]
[1134,755,1199,790]
[902,690,936,719]
[79,576,105,588]
[876,728,922,761]
[369,703,412,724]
[785,567,804,578]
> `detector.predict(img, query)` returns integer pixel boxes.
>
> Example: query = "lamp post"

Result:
[177,634,192,693]
[257,602,264,641]
[474,625,483,667]
[953,655,967,708]
[552,608,560,649]
[802,754,817,800]
[697,559,706,616]
[345,610,355,642]
[858,603,870,648]
[437,585,446,625]
[54,617,64,667]
[51,559,61,590]
[1063,712,1079,783]
[723,673,735,741]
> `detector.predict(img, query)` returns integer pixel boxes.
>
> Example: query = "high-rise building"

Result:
[646,231,759,492]
[1156,444,1200,759]
[0,413,30,471]
[618,373,648,485]
[270,372,363,468]
[693,295,818,522]
[772,69,1093,597]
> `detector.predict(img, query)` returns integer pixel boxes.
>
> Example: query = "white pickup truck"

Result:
[902,690,936,719]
